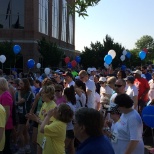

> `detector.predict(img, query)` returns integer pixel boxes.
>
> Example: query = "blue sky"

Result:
[75,0,154,52]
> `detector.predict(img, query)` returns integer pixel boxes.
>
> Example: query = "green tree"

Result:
[80,35,125,69]
[38,37,64,67]
[69,0,100,17]
[135,35,154,49]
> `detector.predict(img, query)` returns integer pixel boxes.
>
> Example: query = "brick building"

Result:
[0,0,77,72]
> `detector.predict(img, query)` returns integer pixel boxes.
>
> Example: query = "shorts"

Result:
[18,113,27,124]
[66,130,74,139]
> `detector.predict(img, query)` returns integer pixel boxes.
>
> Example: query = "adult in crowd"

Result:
[125,76,138,110]
[117,70,126,79]
[94,75,100,94]
[74,107,115,154]
[40,104,74,154]
[141,66,152,81]
[89,67,97,80]
[99,77,113,99]
[79,70,96,108]
[64,86,76,154]
[15,78,34,154]
[148,72,154,102]
[74,79,87,109]
[33,79,42,96]
[26,85,56,154]
[107,76,116,92]
[0,103,6,153]
[63,71,75,87]
[0,77,13,154]
[54,84,66,105]
[53,72,64,87]
[114,94,144,154]
[110,79,126,105]
[133,70,150,112]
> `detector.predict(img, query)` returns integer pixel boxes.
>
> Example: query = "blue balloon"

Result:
[139,51,146,60]
[104,55,112,65]
[126,52,131,59]
[27,59,35,69]
[67,62,72,68]
[13,45,21,54]
[142,106,154,128]
[75,56,81,63]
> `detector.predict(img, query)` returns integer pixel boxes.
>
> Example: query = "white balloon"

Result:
[120,55,125,61]
[122,50,127,55]
[0,55,6,63]
[108,49,116,59]
[36,63,41,69]
[104,62,109,69]
[44,68,50,75]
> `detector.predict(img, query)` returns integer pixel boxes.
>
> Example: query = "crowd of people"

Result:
[0,65,154,154]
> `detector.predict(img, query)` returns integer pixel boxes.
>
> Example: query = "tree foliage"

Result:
[80,35,125,69]
[69,0,100,17]
[135,35,154,49]
[38,37,64,67]
[0,41,18,68]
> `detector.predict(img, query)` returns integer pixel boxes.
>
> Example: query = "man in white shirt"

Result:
[62,71,75,87]
[79,70,96,108]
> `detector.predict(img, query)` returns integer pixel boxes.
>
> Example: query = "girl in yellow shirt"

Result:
[40,103,74,154]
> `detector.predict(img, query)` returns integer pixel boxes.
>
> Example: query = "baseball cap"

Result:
[124,76,135,82]
[132,70,142,75]
[62,71,73,78]
[99,77,107,82]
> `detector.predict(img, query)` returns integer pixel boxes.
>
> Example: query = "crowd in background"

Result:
[0,64,154,154]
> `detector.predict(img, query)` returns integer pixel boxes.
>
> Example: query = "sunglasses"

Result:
[115,84,123,88]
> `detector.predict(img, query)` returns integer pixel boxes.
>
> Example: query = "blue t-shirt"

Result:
[76,135,115,154]
[145,73,152,81]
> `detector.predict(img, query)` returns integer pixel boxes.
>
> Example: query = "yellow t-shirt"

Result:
[37,101,56,147]
[43,117,66,154]
[0,104,6,151]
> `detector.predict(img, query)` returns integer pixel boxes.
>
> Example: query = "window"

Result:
[68,14,74,44]
[52,0,59,39]
[61,0,67,42]
[39,0,48,35]
[0,0,24,29]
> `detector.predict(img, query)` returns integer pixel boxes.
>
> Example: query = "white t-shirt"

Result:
[67,80,75,87]
[112,110,144,154]
[85,79,96,109]
[126,85,138,99]
[95,92,101,110]
[75,93,86,109]
[100,85,113,96]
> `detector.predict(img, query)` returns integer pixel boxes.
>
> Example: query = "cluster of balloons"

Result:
[139,48,147,60]
[120,50,131,61]
[64,56,81,68]
[13,45,21,55]
[104,49,116,68]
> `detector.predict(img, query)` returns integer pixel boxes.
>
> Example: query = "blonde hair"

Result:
[107,76,116,84]
[79,70,88,76]
[41,85,55,100]
[0,77,9,91]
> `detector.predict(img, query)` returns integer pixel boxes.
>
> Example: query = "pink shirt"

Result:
[0,91,13,130]
[55,96,66,105]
